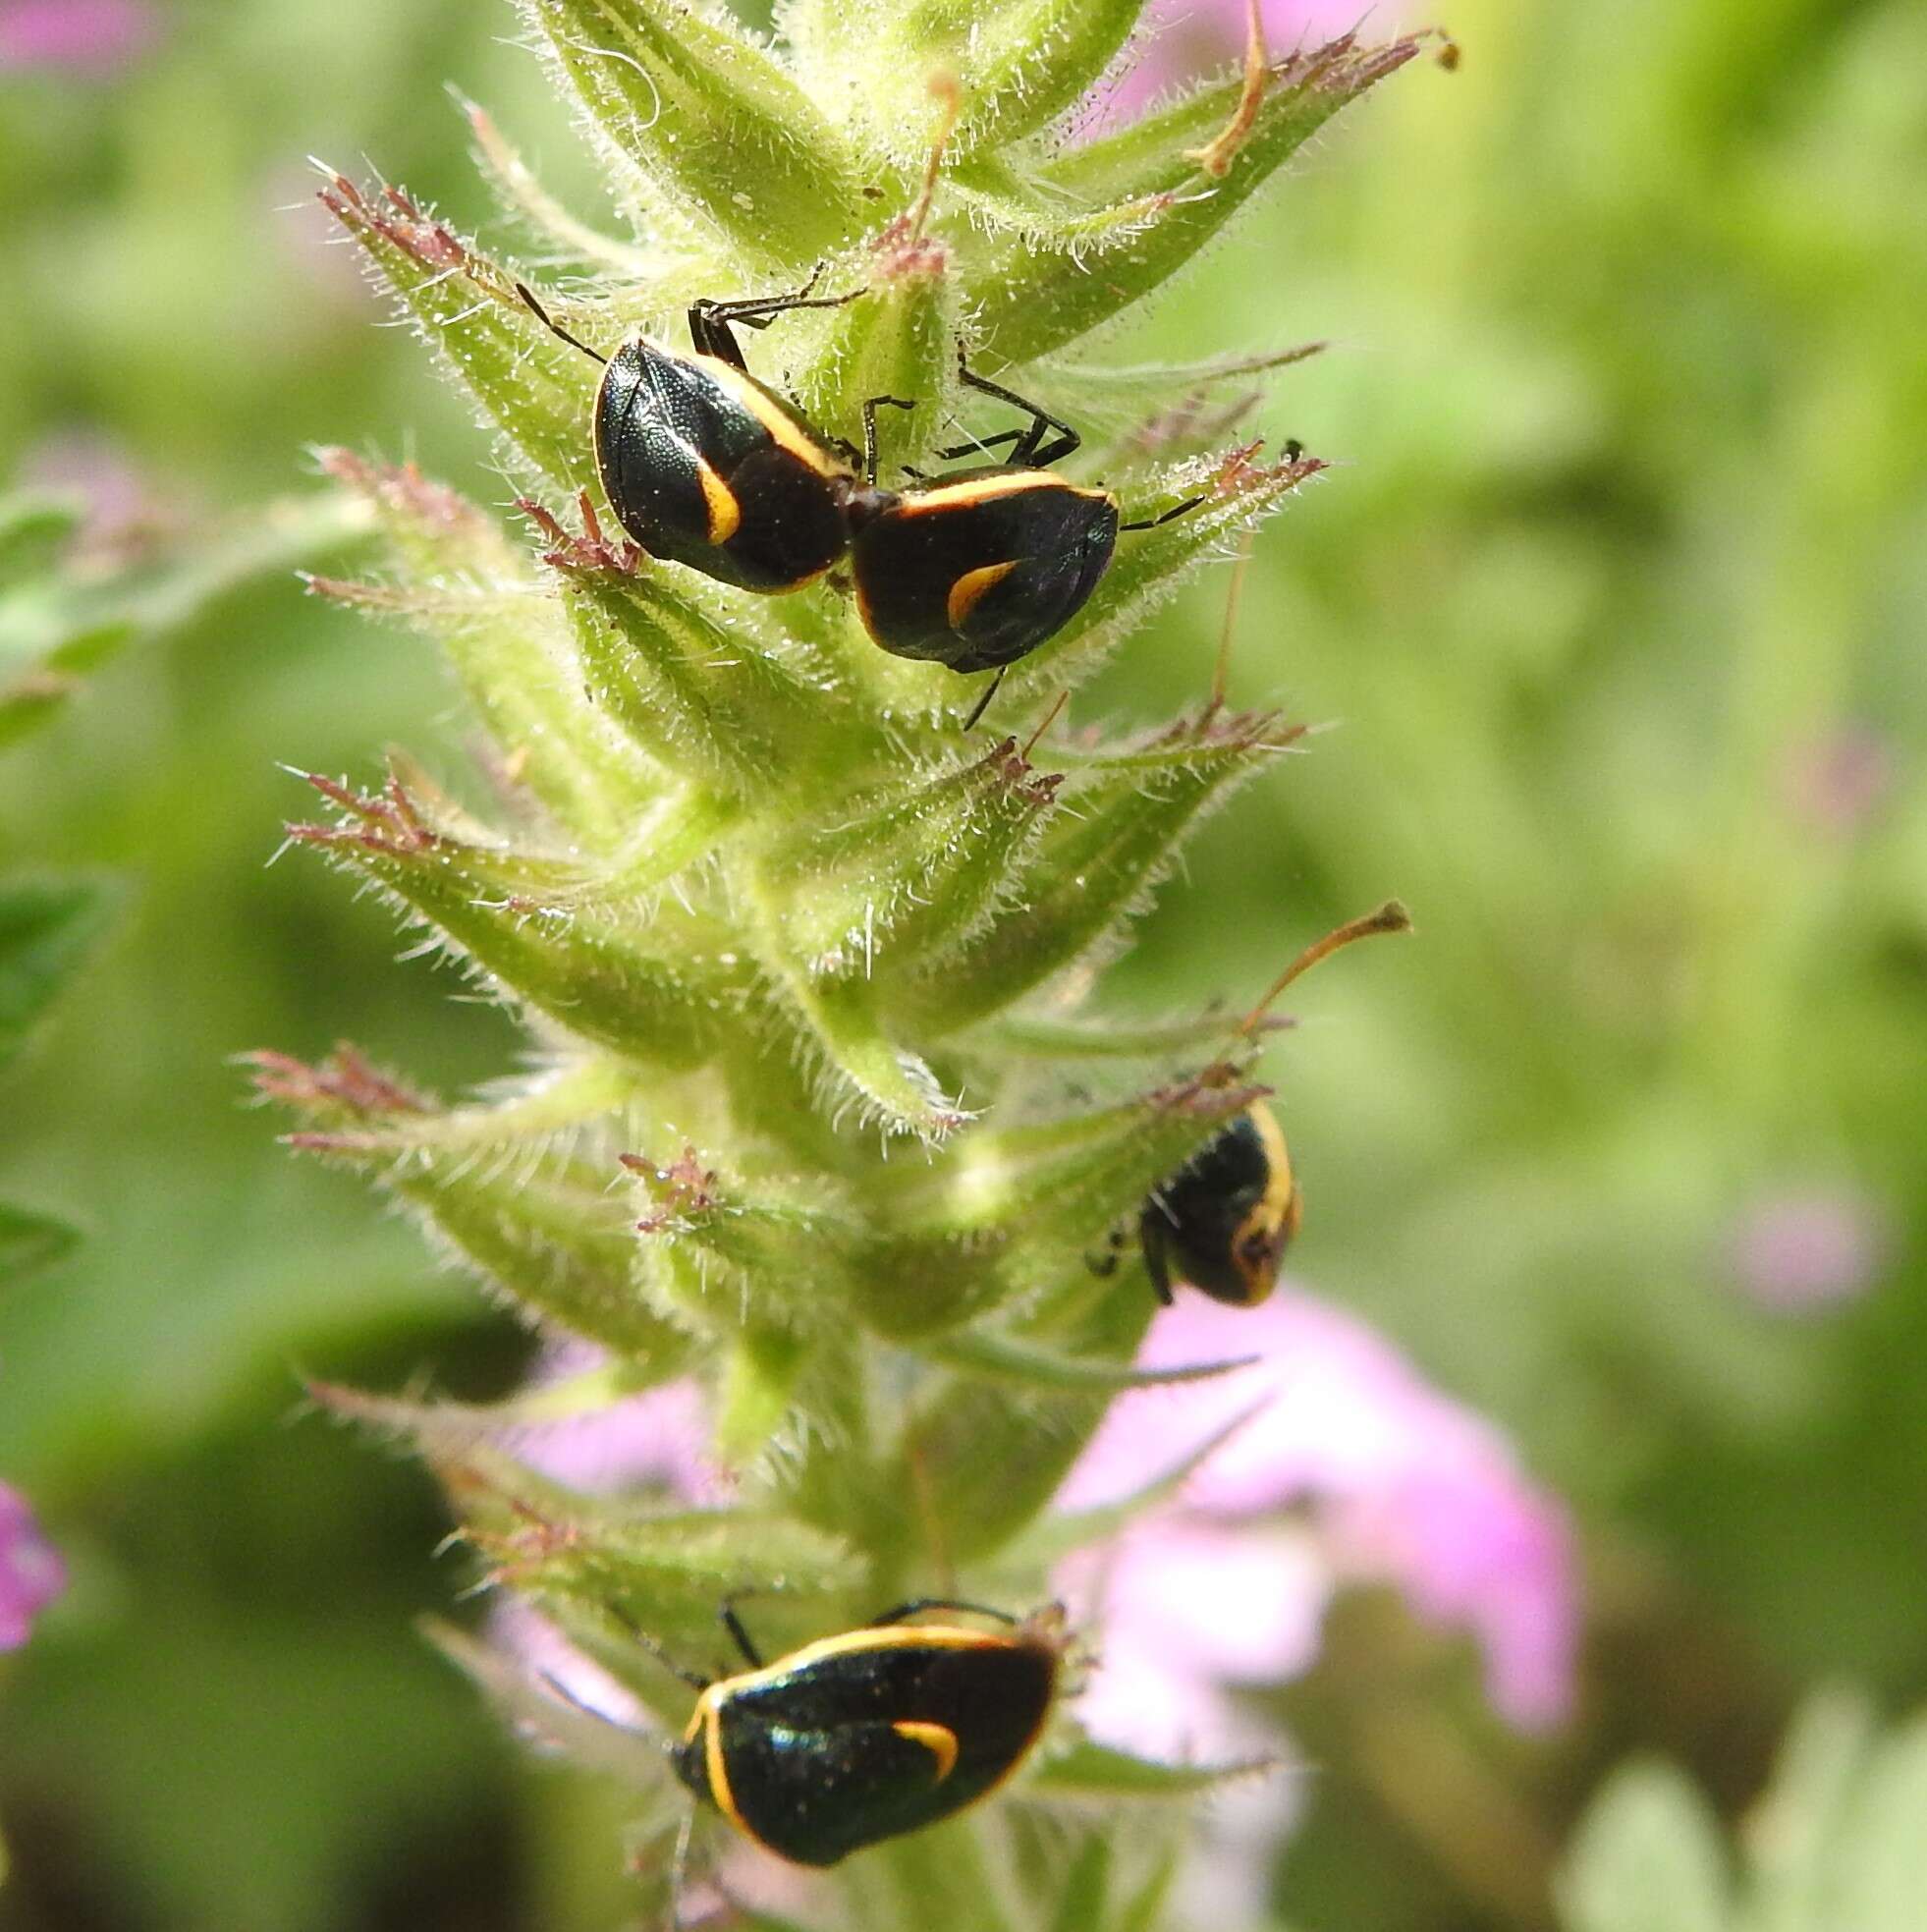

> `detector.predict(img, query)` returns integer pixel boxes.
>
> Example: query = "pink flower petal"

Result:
[1079,1,1410,139]
[1730,1186,1885,1314]
[0,0,160,76]
[1061,1518,1327,1758]
[487,1596,645,1728]
[0,1480,66,1650]
[1056,1290,1579,1732]
[511,1344,731,1505]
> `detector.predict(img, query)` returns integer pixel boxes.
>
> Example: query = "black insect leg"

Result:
[718,1601,765,1670]
[934,426,1025,462]
[597,1597,713,1691]
[688,267,867,370]
[1139,1212,1177,1306]
[861,395,917,486]
[866,1598,1019,1628]
[953,357,1082,468]
[1121,494,1207,533]
[962,663,1010,733]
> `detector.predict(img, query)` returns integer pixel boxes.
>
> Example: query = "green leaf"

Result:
[901,1375,1106,1565]
[979,1006,1287,1062]
[1825,1713,1927,1932]
[0,1200,82,1286]
[751,735,1059,975]
[879,1066,1260,1275]
[785,0,1141,165]
[320,175,599,491]
[550,549,853,798]
[461,94,661,276]
[964,33,1425,361]
[1012,1394,1270,1573]
[309,457,656,851]
[0,875,116,1074]
[445,1454,860,1677]
[1026,342,1328,456]
[307,1365,705,1473]
[1029,1738,1278,1801]
[785,248,963,484]
[1047,1833,1111,1932]
[1742,1687,1878,1932]
[875,1267,1159,1562]
[1005,445,1325,699]
[623,1147,866,1336]
[748,934,971,1144]
[287,775,734,1069]
[1116,1849,1182,1932]
[0,493,83,586]
[0,490,366,750]
[517,0,868,266]
[930,1328,1256,1393]
[1558,1760,1732,1932]
[421,1617,680,1794]
[250,1046,689,1359]
[891,711,1295,1033]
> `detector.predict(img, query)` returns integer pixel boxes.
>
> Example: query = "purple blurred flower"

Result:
[488,1592,646,1726]
[485,1351,730,1739]
[1085,1,1406,136]
[19,431,168,560]
[0,0,160,76]
[1783,727,1895,840]
[1730,1186,1885,1314]
[1055,1289,1578,1752]
[1,1481,65,1650]
[509,1341,732,1504]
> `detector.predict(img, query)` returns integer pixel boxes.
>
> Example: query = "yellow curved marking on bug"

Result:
[893,1720,961,1784]
[701,1703,752,1840]
[894,471,1110,517]
[717,1624,1014,1694]
[693,457,743,544]
[692,353,850,481]
[946,560,1019,630]
[1229,1101,1297,1304]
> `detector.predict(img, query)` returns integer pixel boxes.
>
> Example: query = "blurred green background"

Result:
[1,0,1922,1926]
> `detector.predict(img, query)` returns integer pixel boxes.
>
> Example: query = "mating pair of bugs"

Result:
[518,276,1202,724]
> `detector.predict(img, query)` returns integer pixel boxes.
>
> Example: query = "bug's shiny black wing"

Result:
[595,343,848,591]
[708,1716,953,1866]
[719,441,853,590]
[714,1634,1058,1864]
[851,469,1119,672]
[1141,1109,1275,1305]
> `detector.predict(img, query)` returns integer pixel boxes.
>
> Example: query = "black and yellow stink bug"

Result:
[517,276,875,594]
[1139,1099,1300,1307]
[848,363,1204,724]
[625,1598,1069,1869]
[1096,901,1415,1307]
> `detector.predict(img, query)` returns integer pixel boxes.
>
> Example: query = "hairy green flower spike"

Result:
[279,4,1429,1921]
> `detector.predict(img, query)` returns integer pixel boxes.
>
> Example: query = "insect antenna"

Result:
[594,1596,713,1692]
[1208,537,1254,720]
[1231,901,1415,1046]
[1021,689,1071,761]
[514,281,607,365]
